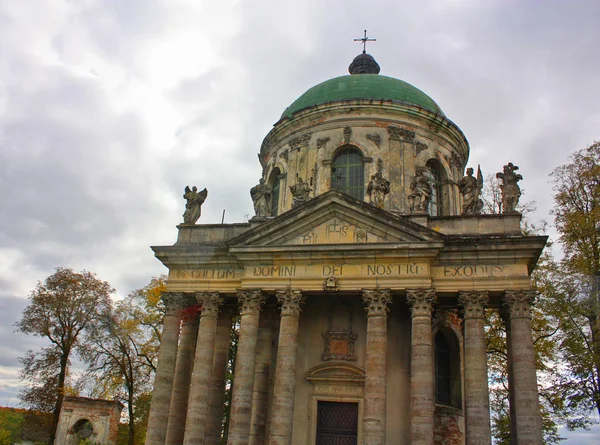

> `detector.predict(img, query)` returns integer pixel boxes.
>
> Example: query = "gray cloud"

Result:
[1,2,599,440]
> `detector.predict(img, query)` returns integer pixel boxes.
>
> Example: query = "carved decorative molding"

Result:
[450,151,466,171]
[388,125,415,142]
[196,292,222,318]
[276,289,304,316]
[366,134,381,148]
[503,290,536,319]
[161,292,188,316]
[316,137,331,150]
[323,275,339,291]
[321,330,358,361]
[279,149,289,162]
[343,126,352,144]
[415,141,428,155]
[406,288,436,317]
[237,289,265,316]
[362,289,392,317]
[458,290,489,319]
[289,133,311,151]
[305,362,365,389]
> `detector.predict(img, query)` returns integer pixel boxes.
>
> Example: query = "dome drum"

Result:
[260,99,469,217]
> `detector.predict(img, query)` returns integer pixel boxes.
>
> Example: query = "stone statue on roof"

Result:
[408,167,432,213]
[289,176,311,209]
[456,166,484,215]
[367,159,390,209]
[496,162,523,213]
[250,178,273,217]
[182,186,207,225]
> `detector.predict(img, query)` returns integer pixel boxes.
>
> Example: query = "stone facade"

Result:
[55,397,123,445]
[145,54,546,445]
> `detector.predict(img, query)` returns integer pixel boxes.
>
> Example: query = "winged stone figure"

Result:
[182,186,208,225]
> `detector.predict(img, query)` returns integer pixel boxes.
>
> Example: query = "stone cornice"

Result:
[260,100,469,162]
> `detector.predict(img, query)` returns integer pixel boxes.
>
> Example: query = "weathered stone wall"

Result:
[288,293,417,445]
[260,101,469,216]
[434,406,465,445]
[55,397,122,445]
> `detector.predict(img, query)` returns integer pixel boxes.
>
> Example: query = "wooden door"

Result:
[316,401,358,445]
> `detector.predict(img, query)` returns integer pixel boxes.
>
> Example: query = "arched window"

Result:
[73,419,94,439]
[331,148,364,200]
[435,330,461,408]
[269,168,282,216]
[426,160,446,216]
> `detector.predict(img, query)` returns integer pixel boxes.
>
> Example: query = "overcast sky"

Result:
[1,0,599,441]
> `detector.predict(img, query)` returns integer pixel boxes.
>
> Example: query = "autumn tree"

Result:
[84,304,151,445]
[15,268,114,445]
[546,141,600,422]
[85,276,166,445]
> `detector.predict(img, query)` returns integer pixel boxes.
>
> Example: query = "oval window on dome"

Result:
[331,148,364,200]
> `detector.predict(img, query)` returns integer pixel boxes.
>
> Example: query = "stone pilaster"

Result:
[205,306,235,445]
[503,290,543,445]
[249,307,275,445]
[228,290,265,445]
[183,292,222,445]
[269,289,304,445]
[407,288,436,445]
[459,290,492,445]
[362,289,392,445]
[145,292,185,445]
[166,298,200,445]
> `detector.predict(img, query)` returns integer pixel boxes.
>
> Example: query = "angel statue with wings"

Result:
[182,186,208,225]
[456,165,483,215]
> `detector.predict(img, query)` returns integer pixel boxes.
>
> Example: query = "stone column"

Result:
[407,288,436,445]
[459,290,492,445]
[205,306,235,445]
[183,292,222,445]
[249,307,275,445]
[228,290,265,445]
[166,299,200,445]
[145,292,185,445]
[269,289,303,445]
[503,290,543,445]
[362,289,392,445]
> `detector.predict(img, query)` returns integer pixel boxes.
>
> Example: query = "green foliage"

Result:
[551,142,600,276]
[548,141,600,422]
[0,409,24,445]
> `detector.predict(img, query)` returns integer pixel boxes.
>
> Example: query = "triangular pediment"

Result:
[228,191,444,247]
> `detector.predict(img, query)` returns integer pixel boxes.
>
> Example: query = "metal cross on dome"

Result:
[354,30,376,54]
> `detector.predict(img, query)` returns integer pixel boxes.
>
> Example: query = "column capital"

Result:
[237,289,265,316]
[196,292,222,318]
[362,289,392,317]
[406,288,436,317]
[503,290,536,319]
[161,292,188,315]
[459,290,489,319]
[276,289,303,316]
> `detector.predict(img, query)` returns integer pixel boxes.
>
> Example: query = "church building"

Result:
[145,45,546,445]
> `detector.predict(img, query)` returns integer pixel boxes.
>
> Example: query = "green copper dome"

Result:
[282,74,444,118]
